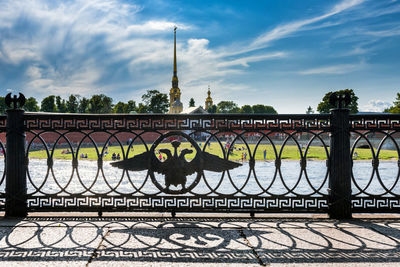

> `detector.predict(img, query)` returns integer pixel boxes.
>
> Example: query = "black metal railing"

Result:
[1,93,399,218]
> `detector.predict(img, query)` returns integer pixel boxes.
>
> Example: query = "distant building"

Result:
[168,28,213,114]
[169,27,183,114]
[205,85,213,110]
[180,106,207,114]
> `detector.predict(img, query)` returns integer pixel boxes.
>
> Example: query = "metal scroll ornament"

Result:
[111,131,241,194]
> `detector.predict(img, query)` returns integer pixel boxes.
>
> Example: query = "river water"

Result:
[1,159,398,196]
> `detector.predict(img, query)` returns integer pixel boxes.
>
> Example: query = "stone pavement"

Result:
[1,213,400,266]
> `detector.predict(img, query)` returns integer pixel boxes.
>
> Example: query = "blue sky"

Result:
[0,0,399,113]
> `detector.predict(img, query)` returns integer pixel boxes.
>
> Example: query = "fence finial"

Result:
[5,93,26,110]
[329,92,351,109]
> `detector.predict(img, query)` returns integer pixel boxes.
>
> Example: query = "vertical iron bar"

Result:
[5,108,27,217]
[329,108,352,219]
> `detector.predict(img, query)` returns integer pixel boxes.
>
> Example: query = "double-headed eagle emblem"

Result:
[111,134,241,194]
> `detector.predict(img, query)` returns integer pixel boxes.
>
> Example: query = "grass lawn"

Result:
[27,142,398,161]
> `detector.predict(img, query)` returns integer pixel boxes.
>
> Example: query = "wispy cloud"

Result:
[217,52,287,68]
[249,0,364,51]
[0,0,289,100]
[298,63,364,75]
[361,99,392,112]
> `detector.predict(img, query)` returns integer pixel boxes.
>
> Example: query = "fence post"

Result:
[5,93,27,217]
[328,92,352,219]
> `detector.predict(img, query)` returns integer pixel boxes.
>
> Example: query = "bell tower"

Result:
[169,27,183,114]
[205,85,213,110]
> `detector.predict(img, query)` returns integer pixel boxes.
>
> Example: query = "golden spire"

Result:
[205,85,213,110]
[169,26,183,114]
[173,26,177,78]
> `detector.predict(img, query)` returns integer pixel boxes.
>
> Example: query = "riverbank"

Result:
[27,142,398,161]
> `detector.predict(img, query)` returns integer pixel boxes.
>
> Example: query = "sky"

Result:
[0,0,399,113]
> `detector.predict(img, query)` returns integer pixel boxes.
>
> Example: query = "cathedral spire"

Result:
[169,26,183,114]
[173,26,177,78]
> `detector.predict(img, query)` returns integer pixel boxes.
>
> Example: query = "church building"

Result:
[168,28,213,114]
[169,27,183,114]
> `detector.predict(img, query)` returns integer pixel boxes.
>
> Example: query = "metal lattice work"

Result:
[0,115,6,210]
[23,114,332,212]
[349,114,400,212]
[0,110,396,214]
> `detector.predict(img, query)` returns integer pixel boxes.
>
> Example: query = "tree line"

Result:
[0,90,278,114]
[0,90,169,114]
[2,88,398,114]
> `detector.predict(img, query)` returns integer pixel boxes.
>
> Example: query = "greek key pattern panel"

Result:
[2,249,400,263]
[24,113,331,131]
[350,114,400,130]
[352,197,400,211]
[27,196,329,211]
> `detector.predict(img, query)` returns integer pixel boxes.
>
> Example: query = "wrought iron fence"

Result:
[1,93,400,218]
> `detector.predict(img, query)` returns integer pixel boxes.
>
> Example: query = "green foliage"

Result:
[217,101,240,113]
[112,100,136,113]
[189,98,195,107]
[240,105,253,113]
[78,97,89,113]
[317,89,358,114]
[142,90,169,113]
[40,95,57,112]
[24,97,39,112]
[56,96,67,113]
[384,92,400,113]
[137,103,149,113]
[125,100,137,113]
[306,106,314,114]
[207,104,217,113]
[113,102,126,113]
[0,97,6,114]
[66,95,79,113]
[89,94,113,113]
[252,104,277,114]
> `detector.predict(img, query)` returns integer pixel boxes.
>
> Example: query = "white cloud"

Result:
[298,63,364,75]
[127,21,191,34]
[249,0,364,51]
[217,52,287,68]
[0,0,286,101]
[361,100,391,112]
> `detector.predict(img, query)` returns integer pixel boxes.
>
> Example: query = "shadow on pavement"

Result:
[0,217,400,264]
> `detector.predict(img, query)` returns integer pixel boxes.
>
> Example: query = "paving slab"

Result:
[0,216,400,266]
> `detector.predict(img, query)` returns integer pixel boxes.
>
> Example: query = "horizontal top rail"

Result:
[23,112,331,131]
[349,114,400,130]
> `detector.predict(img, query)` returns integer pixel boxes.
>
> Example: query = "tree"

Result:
[252,104,277,114]
[207,104,217,114]
[317,89,358,114]
[78,97,89,113]
[384,92,400,113]
[0,97,6,114]
[89,94,113,113]
[142,90,169,113]
[240,105,253,113]
[113,102,126,113]
[66,94,79,113]
[24,97,39,112]
[306,106,314,114]
[137,103,149,113]
[125,100,137,113]
[189,98,195,107]
[216,101,240,113]
[41,95,57,112]
[56,96,67,113]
